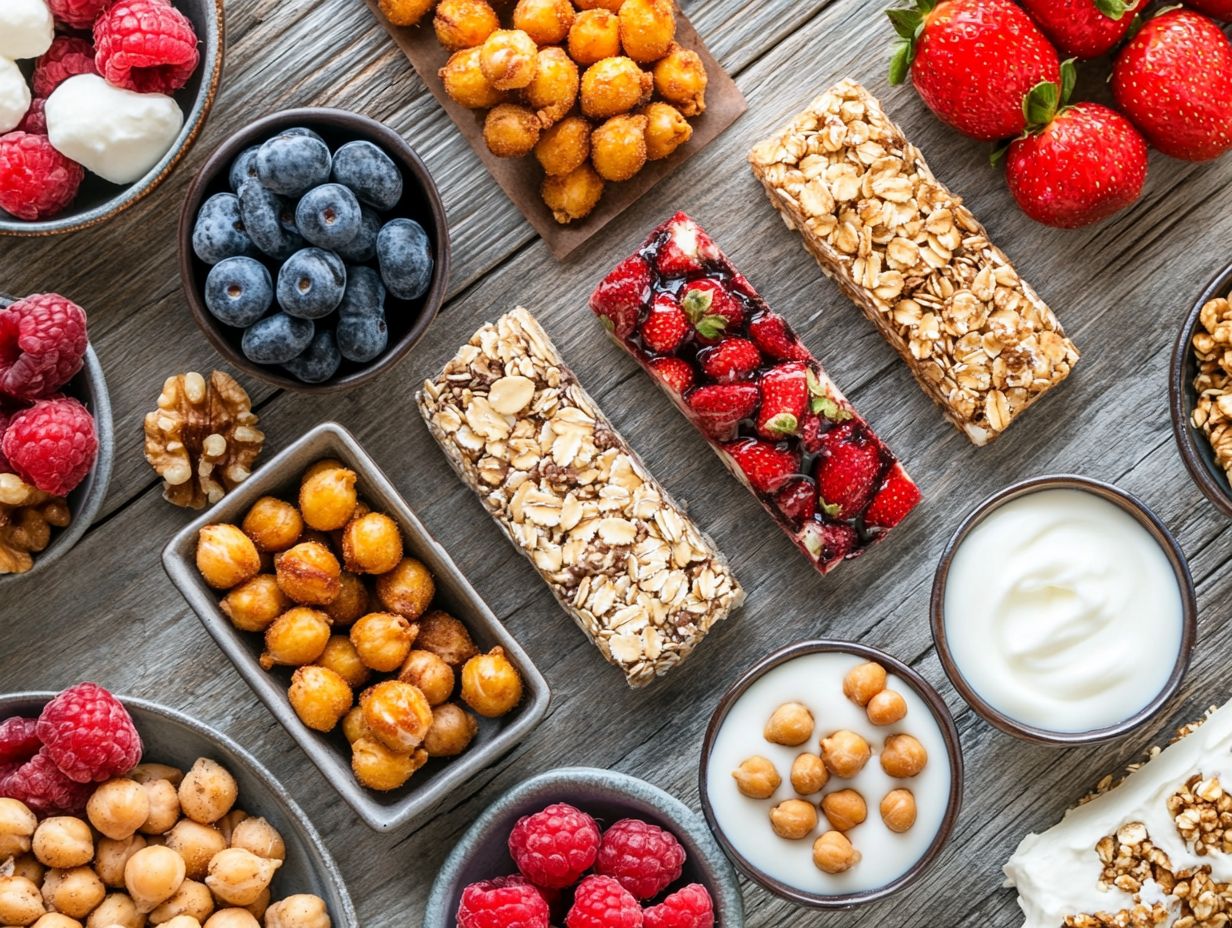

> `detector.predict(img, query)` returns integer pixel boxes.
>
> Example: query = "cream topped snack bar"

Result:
[1005,702,1232,927]
[417,307,744,688]
[748,79,1080,446]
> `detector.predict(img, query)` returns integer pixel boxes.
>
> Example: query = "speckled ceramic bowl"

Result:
[0,691,357,924]
[0,0,224,236]
[423,767,745,928]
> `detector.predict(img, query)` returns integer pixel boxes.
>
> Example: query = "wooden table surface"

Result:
[4,0,1232,925]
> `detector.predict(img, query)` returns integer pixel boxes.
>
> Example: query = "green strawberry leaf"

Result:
[989,139,1012,167]
[682,288,714,322]
[694,314,728,339]
[886,8,923,39]
[1059,59,1077,106]
[806,368,823,396]
[888,38,913,86]
[885,0,935,84]
[1095,0,1132,19]
[765,413,799,436]
[1020,61,1077,134]
[819,497,842,519]
[812,395,853,421]
[599,315,614,333]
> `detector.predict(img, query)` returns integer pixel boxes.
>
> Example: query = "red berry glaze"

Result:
[565,875,643,928]
[457,876,551,928]
[35,683,142,783]
[775,477,817,525]
[0,132,84,221]
[591,255,652,339]
[2,396,98,497]
[0,293,89,400]
[1019,0,1139,59]
[33,36,98,98]
[594,818,685,901]
[643,884,715,928]
[509,802,602,890]
[747,312,808,362]
[93,0,202,95]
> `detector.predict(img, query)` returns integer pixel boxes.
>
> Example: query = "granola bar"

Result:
[416,307,744,687]
[748,79,1080,446]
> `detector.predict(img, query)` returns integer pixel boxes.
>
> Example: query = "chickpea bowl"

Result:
[162,421,550,831]
[699,640,963,909]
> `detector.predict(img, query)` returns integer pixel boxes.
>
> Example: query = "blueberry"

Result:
[336,312,388,364]
[279,126,326,145]
[242,313,315,365]
[333,206,382,263]
[295,183,362,250]
[331,140,403,211]
[204,256,273,327]
[283,329,342,384]
[377,218,433,300]
[229,145,260,192]
[276,247,346,319]
[339,265,386,317]
[256,134,332,197]
[193,193,257,264]
[238,179,304,260]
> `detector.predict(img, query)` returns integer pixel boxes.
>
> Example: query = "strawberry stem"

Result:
[1095,0,1137,19]
[886,0,936,85]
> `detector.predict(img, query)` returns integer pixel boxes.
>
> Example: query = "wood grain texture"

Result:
[3,0,1232,926]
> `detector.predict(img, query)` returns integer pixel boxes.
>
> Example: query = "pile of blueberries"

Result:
[191,126,434,384]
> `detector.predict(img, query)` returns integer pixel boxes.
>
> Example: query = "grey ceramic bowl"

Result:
[0,692,356,923]
[424,767,745,928]
[0,294,114,583]
[162,421,550,831]
[930,474,1197,746]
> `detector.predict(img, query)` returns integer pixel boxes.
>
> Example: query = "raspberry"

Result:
[33,36,98,97]
[47,0,109,30]
[457,876,550,928]
[0,293,89,400]
[509,802,602,890]
[0,717,41,764]
[2,396,97,496]
[0,405,15,474]
[565,875,643,928]
[643,885,713,928]
[16,98,47,135]
[1,749,93,815]
[595,819,686,900]
[93,0,201,95]
[35,683,142,783]
[0,132,84,221]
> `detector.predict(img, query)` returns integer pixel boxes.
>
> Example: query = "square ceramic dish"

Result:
[162,421,551,831]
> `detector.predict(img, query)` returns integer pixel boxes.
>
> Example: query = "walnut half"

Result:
[0,473,70,574]
[144,371,265,509]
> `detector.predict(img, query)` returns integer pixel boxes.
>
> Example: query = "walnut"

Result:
[0,473,70,574]
[143,371,265,509]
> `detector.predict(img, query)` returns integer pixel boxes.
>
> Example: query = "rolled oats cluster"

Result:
[1191,294,1232,480]
[748,80,1080,446]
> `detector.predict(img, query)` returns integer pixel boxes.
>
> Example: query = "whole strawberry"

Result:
[1019,0,1139,59]
[725,439,799,495]
[887,0,1061,141]
[1112,9,1232,161]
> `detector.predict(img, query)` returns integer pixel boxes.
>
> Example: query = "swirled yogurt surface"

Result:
[943,488,1183,733]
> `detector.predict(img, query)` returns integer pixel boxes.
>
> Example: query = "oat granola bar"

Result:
[417,307,744,687]
[748,79,1080,446]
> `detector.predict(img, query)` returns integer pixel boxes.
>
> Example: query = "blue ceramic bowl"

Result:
[423,767,745,928]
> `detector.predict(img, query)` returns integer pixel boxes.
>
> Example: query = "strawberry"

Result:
[698,337,760,382]
[681,278,743,343]
[649,356,694,394]
[865,465,922,529]
[725,439,799,495]
[1111,9,1232,161]
[775,477,817,525]
[814,422,882,520]
[887,0,1061,141]
[1005,63,1149,228]
[590,254,651,339]
[686,383,759,441]
[755,362,808,438]
[654,212,719,277]
[1019,0,1139,59]
[1185,0,1232,21]
[801,520,858,566]
[747,312,809,362]
[640,293,690,354]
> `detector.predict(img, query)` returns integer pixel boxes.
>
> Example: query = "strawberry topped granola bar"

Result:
[588,211,920,574]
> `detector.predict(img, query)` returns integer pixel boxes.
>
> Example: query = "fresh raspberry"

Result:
[94,0,201,95]
[565,875,643,928]
[2,396,97,496]
[0,717,41,765]
[509,802,602,889]
[47,0,109,30]
[0,132,84,221]
[643,884,714,928]
[1,749,93,815]
[457,876,551,928]
[595,819,686,900]
[0,405,16,474]
[0,293,89,400]
[36,683,142,783]
[16,99,47,135]
[33,36,98,97]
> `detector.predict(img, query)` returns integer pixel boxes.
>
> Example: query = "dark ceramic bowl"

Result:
[0,0,224,236]
[162,421,550,831]
[0,691,357,923]
[699,640,963,909]
[931,475,1197,746]
[423,767,745,928]
[1170,262,1232,518]
[178,107,450,393]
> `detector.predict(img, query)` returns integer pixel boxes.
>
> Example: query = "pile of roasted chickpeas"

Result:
[376,0,709,224]
[194,459,526,793]
[0,758,331,927]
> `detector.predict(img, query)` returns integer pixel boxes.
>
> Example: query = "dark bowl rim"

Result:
[929,474,1198,747]
[697,639,965,910]
[1169,262,1232,519]
[177,106,451,394]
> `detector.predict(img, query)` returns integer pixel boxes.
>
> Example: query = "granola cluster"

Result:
[1191,294,1232,480]
[748,79,1079,446]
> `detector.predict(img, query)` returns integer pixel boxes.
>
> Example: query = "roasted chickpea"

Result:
[820,730,871,778]
[790,753,829,796]
[33,818,93,869]
[160,918,203,928]
[241,498,303,553]
[298,467,357,532]
[568,9,620,65]
[764,702,814,747]
[275,543,341,606]
[534,116,591,176]
[301,459,344,482]
[434,0,500,50]
[289,665,354,733]
[318,635,370,688]
[423,703,479,757]
[204,910,259,928]
[139,780,181,835]
[129,764,184,787]
[574,0,621,10]
[11,855,43,885]
[178,759,238,825]
[87,779,150,841]
[821,788,867,832]
[351,738,428,792]
[480,29,538,91]
[375,558,435,620]
[264,894,331,928]
[340,512,403,575]
[361,680,434,752]
[124,845,185,913]
[461,647,523,717]
[196,525,261,590]
[0,876,45,926]
[40,868,104,919]
[440,47,507,109]
[867,689,908,726]
[86,892,141,928]
[618,0,674,62]
[526,48,579,127]
[399,649,456,706]
[378,0,433,26]
[512,0,573,44]
[204,850,280,908]
[95,836,146,887]
[653,43,707,116]
[641,101,691,160]
[812,831,860,874]
[881,734,928,778]
[350,612,416,672]
[415,611,478,666]
[590,114,647,181]
[34,914,82,928]
[842,661,886,707]
[581,56,651,118]
[880,788,917,833]
[261,607,331,670]
[731,756,780,800]
[769,799,817,840]
[0,798,36,859]
[243,888,269,921]
[220,575,289,633]
[541,163,605,223]
[483,104,542,158]
[229,818,284,863]
[161,820,226,882]
[340,707,371,744]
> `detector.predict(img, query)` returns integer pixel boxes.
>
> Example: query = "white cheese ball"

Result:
[46,75,184,185]
[0,0,53,60]
[0,58,31,134]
